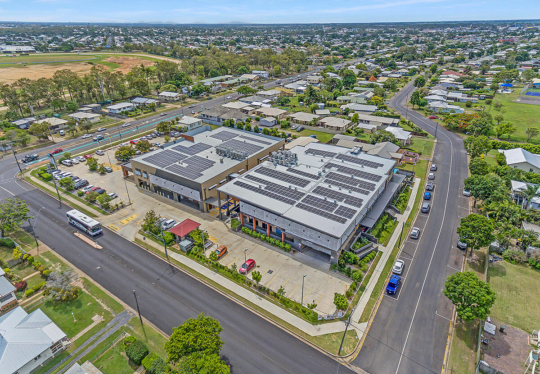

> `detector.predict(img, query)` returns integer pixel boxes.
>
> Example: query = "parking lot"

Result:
[51,137,351,315]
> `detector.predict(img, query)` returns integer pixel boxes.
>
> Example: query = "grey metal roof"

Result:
[0,276,15,297]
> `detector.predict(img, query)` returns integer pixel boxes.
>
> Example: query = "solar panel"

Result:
[305,149,338,158]
[336,154,384,169]
[325,180,370,195]
[326,171,376,191]
[254,167,310,188]
[296,203,347,224]
[334,205,357,219]
[286,167,320,180]
[326,162,382,182]
[172,142,212,155]
[142,150,188,168]
[233,181,296,205]
[238,135,272,145]
[166,164,203,180]
[312,186,364,208]
[244,175,305,200]
[210,131,238,141]
[301,194,338,212]
[165,155,216,180]
[219,139,264,155]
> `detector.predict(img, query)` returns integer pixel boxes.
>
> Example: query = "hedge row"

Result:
[241,227,292,252]
[25,281,46,297]
[0,238,15,248]
[490,139,540,154]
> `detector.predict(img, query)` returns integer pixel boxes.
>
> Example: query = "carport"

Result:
[168,218,201,242]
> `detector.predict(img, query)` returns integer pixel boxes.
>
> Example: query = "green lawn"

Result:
[0,246,12,262]
[26,273,45,289]
[0,53,100,64]
[25,292,113,338]
[36,251,70,272]
[488,261,540,333]
[310,330,358,356]
[404,137,435,156]
[484,149,499,168]
[93,343,138,374]
[82,278,124,315]
[11,261,39,279]
[125,317,169,359]
[448,321,478,374]
[290,128,334,143]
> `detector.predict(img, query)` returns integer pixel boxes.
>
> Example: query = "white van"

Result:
[161,219,176,230]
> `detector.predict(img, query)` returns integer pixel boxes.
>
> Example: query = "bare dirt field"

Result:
[0,62,93,84]
[103,56,155,73]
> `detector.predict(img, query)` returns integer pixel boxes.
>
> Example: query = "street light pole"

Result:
[301,274,306,311]
[243,248,248,282]
[11,148,23,176]
[159,223,170,261]
[47,154,63,207]
[28,206,44,255]
[132,290,148,341]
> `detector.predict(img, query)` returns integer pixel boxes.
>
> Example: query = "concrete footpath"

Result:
[135,177,421,338]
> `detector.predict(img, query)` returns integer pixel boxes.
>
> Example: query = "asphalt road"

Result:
[352,81,469,374]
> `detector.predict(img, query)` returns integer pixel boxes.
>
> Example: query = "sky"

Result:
[1,0,539,24]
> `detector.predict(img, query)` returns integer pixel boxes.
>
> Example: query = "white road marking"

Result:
[14,180,28,191]
[0,185,14,196]
[447,265,460,272]
[435,312,452,322]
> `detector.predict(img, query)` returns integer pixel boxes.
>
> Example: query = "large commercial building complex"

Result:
[128,126,284,212]
[218,142,403,258]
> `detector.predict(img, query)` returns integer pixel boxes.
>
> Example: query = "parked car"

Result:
[463,189,471,197]
[86,186,101,194]
[428,173,435,180]
[386,275,401,295]
[423,191,432,200]
[425,182,435,191]
[22,154,39,163]
[104,167,113,173]
[410,227,421,239]
[70,158,79,165]
[82,185,94,193]
[93,135,104,142]
[97,127,106,132]
[392,260,405,275]
[95,150,105,156]
[51,148,63,155]
[122,123,131,127]
[421,202,431,213]
[81,134,92,139]
[430,164,437,171]
[226,96,232,99]
[214,245,228,259]
[108,192,118,199]
[161,219,176,230]
[296,126,305,132]
[61,160,73,166]
[457,239,468,250]
[83,154,93,159]
[75,156,85,162]
[95,188,106,194]
[239,259,256,274]
[74,180,89,189]
[428,115,438,119]
[59,130,65,136]
[130,140,138,145]
[291,125,297,130]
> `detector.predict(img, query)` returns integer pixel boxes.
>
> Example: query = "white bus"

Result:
[66,209,102,236]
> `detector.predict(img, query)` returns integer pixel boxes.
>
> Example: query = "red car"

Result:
[130,140,138,145]
[428,116,438,119]
[83,154,92,159]
[86,186,101,194]
[51,148,63,154]
[239,259,256,274]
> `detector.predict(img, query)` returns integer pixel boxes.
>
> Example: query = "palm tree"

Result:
[520,184,540,209]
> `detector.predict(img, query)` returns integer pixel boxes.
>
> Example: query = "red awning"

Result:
[168,218,200,237]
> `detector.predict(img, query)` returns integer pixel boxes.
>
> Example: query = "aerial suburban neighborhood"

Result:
[0,7,540,374]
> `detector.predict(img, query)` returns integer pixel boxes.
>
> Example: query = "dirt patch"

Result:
[0,62,93,85]
[103,56,154,74]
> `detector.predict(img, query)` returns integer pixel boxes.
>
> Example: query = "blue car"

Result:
[386,275,401,295]
[424,191,432,200]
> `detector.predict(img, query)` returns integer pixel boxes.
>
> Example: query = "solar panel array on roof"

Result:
[326,171,376,191]
[305,149,338,158]
[219,139,264,155]
[233,181,296,205]
[296,203,347,224]
[326,162,382,182]
[210,131,238,141]
[165,155,216,180]
[336,154,384,169]
[172,142,212,155]
[286,167,320,180]
[325,180,370,195]
[301,194,338,212]
[254,167,310,188]
[238,135,272,145]
[245,175,305,200]
[334,205,357,219]
[312,186,364,208]
[142,150,188,168]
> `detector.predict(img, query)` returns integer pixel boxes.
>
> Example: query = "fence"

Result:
[84,331,128,364]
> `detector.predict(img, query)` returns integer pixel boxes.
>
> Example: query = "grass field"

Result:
[447,320,479,374]
[488,260,540,333]
[404,136,435,156]
[0,53,100,64]
[290,128,334,143]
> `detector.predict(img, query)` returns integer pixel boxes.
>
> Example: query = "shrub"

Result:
[22,253,29,261]
[352,270,363,283]
[25,289,35,297]
[0,238,15,248]
[33,262,42,270]
[142,352,159,371]
[38,265,47,273]
[12,247,24,259]
[42,269,51,277]
[78,191,84,197]
[125,339,149,365]
[334,293,349,310]
[123,336,137,348]
[33,281,46,291]
[502,249,527,264]
[15,281,27,292]
[41,173,52,181]
[27,255,34,263]
[148,357,167,374]
[231,219,241,229]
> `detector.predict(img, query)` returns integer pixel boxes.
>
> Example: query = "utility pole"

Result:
[243,248,248,282]
[12,148,23,176]
[159,224,170,261]
[48,153,63,207]
[27,207,44,255]
[132,290,148,341]
[301,274,307,311]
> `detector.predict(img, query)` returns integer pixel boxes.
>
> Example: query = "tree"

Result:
[519,183,540,209]
[0,198,31,237]
[468,158,490,176]
[273,65,282,76]
[189,229,208,251]
[277,96,290,106]
[443,272,496,322]
[457,214,494,256]
[236,85,256,95]
[342,70,357,88]
[410,91,421,108]
[413,76,426,88]
[29,121,50,139]
[165,313,224,363]
[464,174,505,207]
[463,135,491,158]
[494,114,504,126]
[136,140,151,153]
[334,293,348,311]
[80,122,93,134]
[87,157,98,171]
[495,122,516,139]
[160,84,177,92]
[496,152,506,166]
[85,191,98,203]
[526,127,540,142]
[237,66,248,74]
[142,210,160,235]
[176,352,230,374]
[351,113,359,123]
[44,269,81,302]
[96,193,111,209]
[115,145,135,161]
[468,116,493,136]
[59,177,75,191]
[251,270,262,285]
[65,101,78,112]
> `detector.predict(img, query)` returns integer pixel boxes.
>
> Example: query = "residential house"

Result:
[355,113,400,126]
[284,136,319,150]
[68,112,101,124]
[305,75,324,85]
[239,95,270,105]
[35,117,68,131]
[290,112,319,125]
[252,70,269,79]
[427,102,464,114]
[11,117,36,130]
[200,108,247,125]
[331,134,358,145]
[0,306,69,374]
[340,103,378,114]
[510,180,540,209]
[222,101,251,110]
[65,361,104,374]
[254,107,288,120]
[360,142,403,161]
[158,91,181,101]
[0,268,16,313]
[240,74,259,81]
[499,148,540,173]
[256,89,281,102]
[319,117,351,132]
[384,126,412,145]
[178,116,203,130]
[315,109,331,117]
[424,95,447,104]
[260,117,277,127]
[130,97,160,108]
[106,102,134,114]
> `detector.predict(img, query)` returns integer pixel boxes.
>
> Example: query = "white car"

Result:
[95,150,105,156]
[463,189,471,197]
[70,158,79,165]
[392,260,405,275]
[428,173,435,180]
[122,123,131,128]
[76,156,86,162]
[410,227,421,239]
[108,192,118,199]
[97,127,106,132]
[61,160,72,166]
[226,96,232,99]
[81,134,92,139]
[82,185,94,193]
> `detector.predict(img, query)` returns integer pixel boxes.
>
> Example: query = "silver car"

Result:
[392,260,405,275]
[410,227,421,239]
[428,173,435,180]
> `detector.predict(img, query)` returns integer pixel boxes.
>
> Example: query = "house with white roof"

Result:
[106,102,134,114]
[384,126,412,145]
[0,306,68,374]
[499,148,540,173]
[428,101,464,114]
[0,268,16,313]
[158,91,181,101]
[510,180,540,209]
